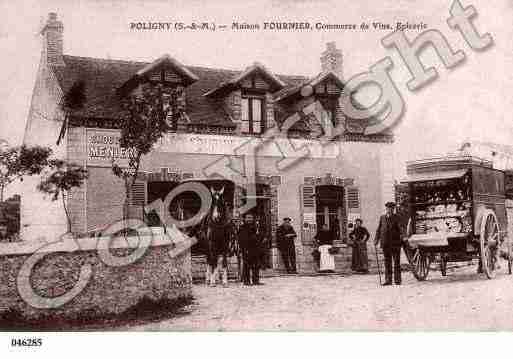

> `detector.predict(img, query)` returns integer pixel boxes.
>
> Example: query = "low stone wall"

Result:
[0,229,192,321]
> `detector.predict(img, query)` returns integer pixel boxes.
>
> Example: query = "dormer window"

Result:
[241,96,265,134]
[202,62,284,135]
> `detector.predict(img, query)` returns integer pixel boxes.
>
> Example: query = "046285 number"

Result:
[11,338,42,347]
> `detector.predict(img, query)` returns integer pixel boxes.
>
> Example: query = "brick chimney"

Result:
[40,12,64,66]
[320,42,343,79]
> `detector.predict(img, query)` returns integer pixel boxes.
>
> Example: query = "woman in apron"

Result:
[314,224,335,273]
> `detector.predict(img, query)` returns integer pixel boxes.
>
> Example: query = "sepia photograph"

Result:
[1,0,513,353]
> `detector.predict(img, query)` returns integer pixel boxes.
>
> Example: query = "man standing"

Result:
[276,217,297,274]
[374,202,403,285]
[238,213,263,285]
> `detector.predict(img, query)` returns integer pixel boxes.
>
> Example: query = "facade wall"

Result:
[21,61,69,242]
[85,141,389,232]
[20,113,396,274]
[65,128,395,273]
[66,127,88,233]
[86,167,126,232]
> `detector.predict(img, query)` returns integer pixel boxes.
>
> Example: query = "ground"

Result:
[129,265,513,331]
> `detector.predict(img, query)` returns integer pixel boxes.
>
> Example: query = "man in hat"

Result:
[238,213,264,285]
[374,202,403,285]
[276,217,297,273]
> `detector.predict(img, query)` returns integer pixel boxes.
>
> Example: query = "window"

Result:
[241,97,265,134]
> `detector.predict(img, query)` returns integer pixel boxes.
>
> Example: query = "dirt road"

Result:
[131,267,513,331]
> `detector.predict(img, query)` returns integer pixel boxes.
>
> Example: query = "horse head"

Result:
[209,186,226,224]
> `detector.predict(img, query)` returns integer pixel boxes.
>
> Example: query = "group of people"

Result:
[237,215,299,286]
[236,201,404,287]
[310,218,370,274]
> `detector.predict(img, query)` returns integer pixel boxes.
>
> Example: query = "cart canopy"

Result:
[402,169,469,183]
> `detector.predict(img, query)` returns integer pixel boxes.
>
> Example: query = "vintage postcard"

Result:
[1,0,512,348]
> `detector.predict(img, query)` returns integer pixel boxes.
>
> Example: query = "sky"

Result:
[0,0,512,195]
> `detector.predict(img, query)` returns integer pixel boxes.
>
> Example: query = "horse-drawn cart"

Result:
[402,155,513,281]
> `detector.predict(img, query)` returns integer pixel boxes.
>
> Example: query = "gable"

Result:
[147,68,183,83]
[204,64,286,97]
[118,55,199,96]
[240,73,272,91]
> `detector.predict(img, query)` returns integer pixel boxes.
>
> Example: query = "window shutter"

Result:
[149,71,161,82]
[129,181,147,206]
[300,184,317,245]
[254,76,270,90]
[345,186,360,243]
[346,186,360,212]
[302,185,315,209]
[164,70,181,83]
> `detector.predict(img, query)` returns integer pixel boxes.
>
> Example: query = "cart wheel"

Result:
[479,209,500,279]
[403,218,415,262]
[411,248,430,281]
[440,254,447,276]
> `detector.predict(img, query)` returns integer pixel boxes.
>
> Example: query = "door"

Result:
[315,185,344,242]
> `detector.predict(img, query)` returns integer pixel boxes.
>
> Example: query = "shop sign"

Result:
[86,129,135,167]
[155,133,340,158]
[86,130,339,167]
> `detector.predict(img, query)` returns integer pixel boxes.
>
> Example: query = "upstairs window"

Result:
[241,97,265,134]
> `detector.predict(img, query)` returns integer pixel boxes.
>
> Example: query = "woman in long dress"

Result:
[349,218,370,273]
[314,224,335,273]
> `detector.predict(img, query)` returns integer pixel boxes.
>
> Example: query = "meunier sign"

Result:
[87,129,136,167]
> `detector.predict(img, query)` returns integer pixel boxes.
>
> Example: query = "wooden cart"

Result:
[402,156,513,280]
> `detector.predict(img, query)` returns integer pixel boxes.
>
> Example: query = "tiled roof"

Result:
[52,55,307,127]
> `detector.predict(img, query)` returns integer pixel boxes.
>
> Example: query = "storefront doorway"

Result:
[146,180,235,255]
[315,185,345,242]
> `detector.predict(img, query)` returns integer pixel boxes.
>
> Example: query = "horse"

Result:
[202,186,237,286]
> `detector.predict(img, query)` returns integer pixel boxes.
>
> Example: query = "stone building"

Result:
[21,13,397,276]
